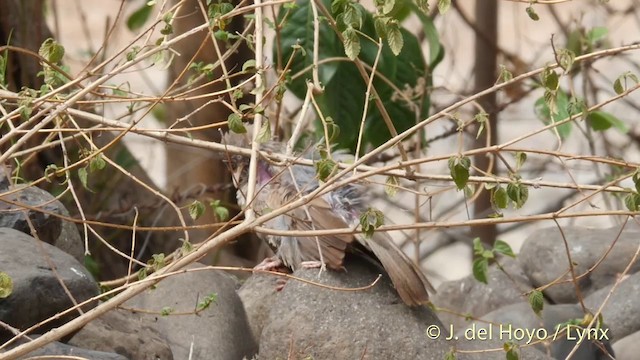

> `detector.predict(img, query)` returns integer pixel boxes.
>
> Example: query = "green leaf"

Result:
[181,239,193,256]
[150,253,166,271]
[39,38,65,64]
[382,0,395,15]
[557,49,575,72]
[613,71,639,95]
[472,237,484,255]
[506,182,528,209]
[343,3,363,28]
[497,64,513,83]
[160,307,174,316]
[492,186,509,209]
[526,6,539,21]
[0,272,13,298]
[505,344,520,360]
[342,27,361,60]
[228,113,246,134]
[437,0,451,14]
[78,167,89,190]
[189,200,205,220]
[210,199,229,221]
[127,3,154,31]
[386,22,404,56]
[493,240,515,258]
[624,193,640,211]
[529,290,544,316]
[278,0,431,152]
[534,90,574,139]
[89,153,106,172]
[542,68,559,91]
[197,292,218,311]
[587,26,608,44]
[242,59,256,72]
[449,156,471,190]
[515,152,527,170]
[415,0,429,14]
[385,175,399,197]
[315,158,337,182]
[633,171,640,193]
[359,207,385,238]
[256,121,271,143]
[587,111,629,133]
[373,16,388,38]
[472,257,489,284]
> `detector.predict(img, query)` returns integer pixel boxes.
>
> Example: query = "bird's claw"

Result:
[254,257,284,272]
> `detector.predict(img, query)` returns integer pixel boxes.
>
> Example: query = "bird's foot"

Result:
[253,256,284,272]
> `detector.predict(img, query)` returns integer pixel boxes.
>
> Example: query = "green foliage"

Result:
[528,289,544,316]
[0,272,13,299]
[506,181,528,209]
[197,292,218,311]
[208,1,235,30]
[359,207,385,238]
[613,71,639,94]
[38,38,68,89]
[504,342,520,360]
[277,0,440,152]
[228,113,246,134]
[160,306,174,316]
[384,175,399,197]
[534,89,575,139]
[472,238,516,284]
[448,156,471,190]
[587,111,628,133]
[314,157,337,182]
[189,200,206,220]
[210,199,229,221]
[127,2,154,31]
[526,6,540,21]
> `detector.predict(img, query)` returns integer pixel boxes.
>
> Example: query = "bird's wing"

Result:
[286,195,355,269]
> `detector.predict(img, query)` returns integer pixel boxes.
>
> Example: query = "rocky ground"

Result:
[1,178,639,359]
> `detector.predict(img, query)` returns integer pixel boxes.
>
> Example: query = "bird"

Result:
[223,132,435,306]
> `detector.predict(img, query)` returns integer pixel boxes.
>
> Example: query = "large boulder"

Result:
[68,308,173,360]
[124,263,257,360]
[519,226,640,303]
[255,257,449,359]
[0,184,84,262]
[0,228,99,340]
[432,256,532,330]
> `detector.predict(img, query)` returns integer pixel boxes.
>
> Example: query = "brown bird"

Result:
[224,132,435,306]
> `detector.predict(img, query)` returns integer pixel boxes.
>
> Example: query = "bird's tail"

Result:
[364,232,436,306]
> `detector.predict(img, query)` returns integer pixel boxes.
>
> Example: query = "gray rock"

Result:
[0,228,99,339]
[519,226,640,303]
[0,184,85,263]
[6,338,129,360]
[0,185,64,245]
[584,270,640,339]
[125,263,257,360]
[53,207,85,264]
[458,302,614,360]
[258,257,449,359]
[68,308,173,360]
[612,330,640,360]
[433,256,533,331]
[237,272,281,341]
[457,337,553,360]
